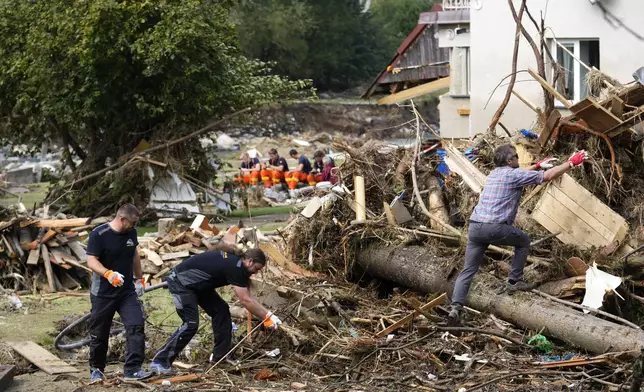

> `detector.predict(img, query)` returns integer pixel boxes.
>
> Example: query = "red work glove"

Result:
[134,278,145,297]
[568,150,588,168]
[535,157,558,170]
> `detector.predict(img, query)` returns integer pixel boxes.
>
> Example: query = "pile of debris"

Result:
[0,215,110,296]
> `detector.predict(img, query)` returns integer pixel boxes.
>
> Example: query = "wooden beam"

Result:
[26,247,40,265]
[527,68,571,109]
[512,89,539,113]
[67,241,87,262]
[377,77,451,105]
[539,110,561,147]
[41,245,57,293]
[376,293,447,337]
[31,218,90,228]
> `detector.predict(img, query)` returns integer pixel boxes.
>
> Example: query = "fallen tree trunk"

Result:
[357,245,644,354]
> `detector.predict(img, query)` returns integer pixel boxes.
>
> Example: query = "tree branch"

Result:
[488,0,527,134]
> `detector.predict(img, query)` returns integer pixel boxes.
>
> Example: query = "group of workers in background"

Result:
[234,148,337,189]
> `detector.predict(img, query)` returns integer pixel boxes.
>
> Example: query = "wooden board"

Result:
[41,245,57,293]
[258,242,322,278]
[142,249,164,266]
[377,77,451,105]
[61,255,92,273]
[48,249,71,270]
[67,241,87,262]
[443,144,486,193]
[6,341,78,374]
[376,293,447,337]
[0,365,15,391]
[32,218,90,228]
[531,174,628,249]
[539,110,561,147]
[570,97,621,132]
[527,68,571,109]
[160,251,189,261]
[26,248,40,265]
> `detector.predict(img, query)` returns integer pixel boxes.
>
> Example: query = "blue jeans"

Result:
[451,222,530,306]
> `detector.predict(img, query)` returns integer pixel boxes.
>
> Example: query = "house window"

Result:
[449,46,470,97]
[550,39,600,104]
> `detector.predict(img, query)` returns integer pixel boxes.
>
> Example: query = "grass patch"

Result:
[0,182,50,208]
[0,295,89,348]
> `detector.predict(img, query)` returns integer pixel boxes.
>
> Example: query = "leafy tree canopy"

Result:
[0,0,307,163]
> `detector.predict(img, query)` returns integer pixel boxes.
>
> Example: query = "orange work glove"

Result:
[263,312,282,330]
[103,270,125,287]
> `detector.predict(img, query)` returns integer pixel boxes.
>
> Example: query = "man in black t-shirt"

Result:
[264,148,289,186]
[86,204,150,384]
[149,248,281,374]
[286,149,312,189]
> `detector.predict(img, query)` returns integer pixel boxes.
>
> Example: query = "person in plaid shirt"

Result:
[448,144,588,326]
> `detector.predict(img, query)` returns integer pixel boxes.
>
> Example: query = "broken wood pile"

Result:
[0,216,110,294]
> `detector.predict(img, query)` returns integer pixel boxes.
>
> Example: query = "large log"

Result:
[357,245,644,354]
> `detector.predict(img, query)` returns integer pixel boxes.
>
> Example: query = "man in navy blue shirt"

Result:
[148,248,282,374]
[86,204,150,384]
[286,149,312,189]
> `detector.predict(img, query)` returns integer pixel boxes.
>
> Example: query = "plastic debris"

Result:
[581,262,623,312]
[528,334,553,353]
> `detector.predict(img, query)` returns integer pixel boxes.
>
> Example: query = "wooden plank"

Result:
[527,68,571,109]
[41,229,57,244]
[0,365,15,391]
[531,174,628,249]
[571,97,621,132]
[41,245,56,293]
[67,241,87,262]
[443,144,487,193]
[512,89,538,113]
[545,186,615,241]
[48,249,72,270]
[258,242,322,278]
[556,174,627,234]
[383,202,397,226]
[6,341,78,374]
[611,96,624,118]
[32,218,90,228]
[153,267,171,279]
[539,110,561,147]
[60,255,92,273]
[26,247,40,265]
[377,77,451,105]
[376,293,447,338]
[149,374,199,384]
[534,193,607,248]
[142,249,164,267]
[160,251,189,261]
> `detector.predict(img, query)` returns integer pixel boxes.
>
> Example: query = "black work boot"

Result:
[447,303,463,327]
[506,280,535,293]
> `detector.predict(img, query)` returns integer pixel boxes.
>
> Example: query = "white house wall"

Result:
[470,0,644,137]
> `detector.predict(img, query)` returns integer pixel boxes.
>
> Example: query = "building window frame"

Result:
[549,38,600,106]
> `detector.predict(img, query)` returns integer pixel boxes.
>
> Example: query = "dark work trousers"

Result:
[152,278,232,367]
[451,222,530,306]
[89,290,145,373]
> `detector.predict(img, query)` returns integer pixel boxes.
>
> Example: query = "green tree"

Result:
[235,0,386,91]
[371,0,434,56]
[0,0,308,213]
